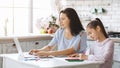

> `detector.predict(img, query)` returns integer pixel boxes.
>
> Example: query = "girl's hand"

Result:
[68,53,88,60]
[79,54,88,60]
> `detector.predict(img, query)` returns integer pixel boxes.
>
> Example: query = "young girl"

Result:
[69,18,114,68]
[29,8,87,56]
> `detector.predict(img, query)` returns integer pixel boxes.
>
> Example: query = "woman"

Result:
[69,18,114,68]
[29,8,87,57]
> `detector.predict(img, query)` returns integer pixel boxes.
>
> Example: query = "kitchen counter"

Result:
[0,34,120,43]
[87,38,120,43]
[0,34,53,44]
[110,38,120,43]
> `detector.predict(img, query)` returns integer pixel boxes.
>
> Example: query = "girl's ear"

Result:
[96,26,101,32]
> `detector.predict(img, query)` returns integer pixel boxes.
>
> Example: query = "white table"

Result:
[1,53,104,68]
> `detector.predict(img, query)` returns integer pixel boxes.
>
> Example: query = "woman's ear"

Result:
[96,26,101,32]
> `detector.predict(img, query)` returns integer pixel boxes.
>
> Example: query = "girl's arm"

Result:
[88,41,114,61]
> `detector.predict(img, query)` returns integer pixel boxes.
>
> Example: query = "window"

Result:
[0,0,13,36]
[0,0,53,36]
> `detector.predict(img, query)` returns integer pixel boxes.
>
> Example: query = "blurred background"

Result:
[0,0,120,37]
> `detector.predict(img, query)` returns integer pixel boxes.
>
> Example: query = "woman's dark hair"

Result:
[87,18,108,38]
[60,8,84,36]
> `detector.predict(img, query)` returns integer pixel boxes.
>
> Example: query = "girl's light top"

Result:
[88,38,114,68]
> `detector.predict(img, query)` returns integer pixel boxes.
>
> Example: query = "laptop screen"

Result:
[13,37,23,55]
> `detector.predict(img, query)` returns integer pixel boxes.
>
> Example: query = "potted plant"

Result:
[46,15,59,34]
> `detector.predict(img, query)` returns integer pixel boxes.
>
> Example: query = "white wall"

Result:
[62,0,120,32]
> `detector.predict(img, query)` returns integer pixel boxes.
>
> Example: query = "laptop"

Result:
[13,37,53,61]
[13,37,38,60]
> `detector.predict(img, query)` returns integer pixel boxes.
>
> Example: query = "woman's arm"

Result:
[29,29,60,55]
[41,45,55,51]
[34,47,76,56]
[50,47,75,56]
[29,45,55,55]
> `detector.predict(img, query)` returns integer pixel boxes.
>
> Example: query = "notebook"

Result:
[65,57,84,62]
